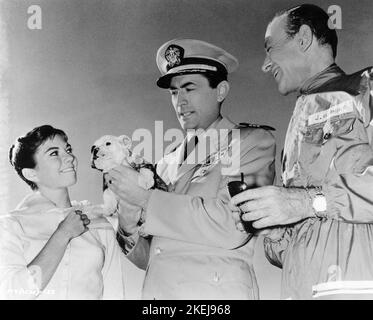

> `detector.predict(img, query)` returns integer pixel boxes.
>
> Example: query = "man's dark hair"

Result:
[9,125,68,190]
[202,71,228,89]
[275,4,338,58]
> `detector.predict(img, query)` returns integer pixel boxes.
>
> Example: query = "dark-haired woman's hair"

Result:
[9,125,68,190]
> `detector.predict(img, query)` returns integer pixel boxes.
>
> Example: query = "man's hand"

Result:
[117,200,143,235]
[227,200,245,232]
[230,186,315,229]
[105,165,152,209]
[228,197,276,235]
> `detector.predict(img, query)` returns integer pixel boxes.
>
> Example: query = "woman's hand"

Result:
[26,209,91,292]
[57,209,91,241]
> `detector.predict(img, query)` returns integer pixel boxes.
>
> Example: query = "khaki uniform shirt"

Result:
[126,116,276,299]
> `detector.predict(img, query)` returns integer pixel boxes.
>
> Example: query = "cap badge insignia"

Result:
[165,45,184,68]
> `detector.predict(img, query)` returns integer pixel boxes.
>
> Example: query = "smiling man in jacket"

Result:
[231,4,373,299]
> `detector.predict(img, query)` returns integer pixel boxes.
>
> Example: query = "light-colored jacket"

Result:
[0,193,125,300]
[265,66,373,299]
[127,117,276,299]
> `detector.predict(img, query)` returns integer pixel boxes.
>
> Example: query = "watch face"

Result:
[313,195,327,212]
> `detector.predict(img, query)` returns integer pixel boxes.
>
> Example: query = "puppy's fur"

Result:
[91,135,167,216]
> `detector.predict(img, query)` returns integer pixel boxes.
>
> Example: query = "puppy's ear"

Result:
[118,135,132,149]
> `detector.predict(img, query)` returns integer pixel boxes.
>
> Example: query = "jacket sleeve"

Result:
[320,71,373,223]
[0,217,41,300]
[142,128,276,249]
[116,228,150,270]
[321,139,373,223]
[97,226,126,300]
[263,227,295,268]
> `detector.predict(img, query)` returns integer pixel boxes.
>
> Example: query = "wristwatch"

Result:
[312,192,327,213]
[306,187,327,217]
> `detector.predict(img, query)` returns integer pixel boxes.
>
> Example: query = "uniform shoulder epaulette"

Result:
[237,122,276,131]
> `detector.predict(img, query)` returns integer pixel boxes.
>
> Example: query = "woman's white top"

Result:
[0,192,125,300]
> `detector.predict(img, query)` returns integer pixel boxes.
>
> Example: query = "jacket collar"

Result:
[299,63,345,95]
[8,192,109,238]
[299,64,373,96]
[8,192,71,238]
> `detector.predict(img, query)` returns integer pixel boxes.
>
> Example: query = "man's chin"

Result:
[278,84,296,96]
[180,121,197,131]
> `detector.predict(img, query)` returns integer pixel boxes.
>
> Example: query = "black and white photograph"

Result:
[1,0,373,305]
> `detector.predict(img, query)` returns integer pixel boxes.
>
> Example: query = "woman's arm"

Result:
[27,210,90,291]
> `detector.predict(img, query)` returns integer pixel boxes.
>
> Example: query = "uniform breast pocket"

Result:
[298,116,357,181]
[303,116,356,145]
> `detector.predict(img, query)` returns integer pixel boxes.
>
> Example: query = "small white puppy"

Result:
[91,135,167,216]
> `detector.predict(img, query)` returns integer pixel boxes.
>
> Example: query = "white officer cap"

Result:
[156,39,239,88]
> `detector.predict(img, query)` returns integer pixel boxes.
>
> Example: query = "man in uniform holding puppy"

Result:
[106,39,276,299]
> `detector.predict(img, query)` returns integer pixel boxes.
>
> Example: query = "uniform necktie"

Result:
[182,135,199,164]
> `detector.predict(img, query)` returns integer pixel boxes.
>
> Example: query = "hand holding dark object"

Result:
[228,173,257,234]
[231,186,314,229]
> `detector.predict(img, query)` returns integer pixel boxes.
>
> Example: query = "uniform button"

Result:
[155,247,162,255]
[213,272,220,283]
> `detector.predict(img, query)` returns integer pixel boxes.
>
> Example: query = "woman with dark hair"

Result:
[0,125,125,300]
